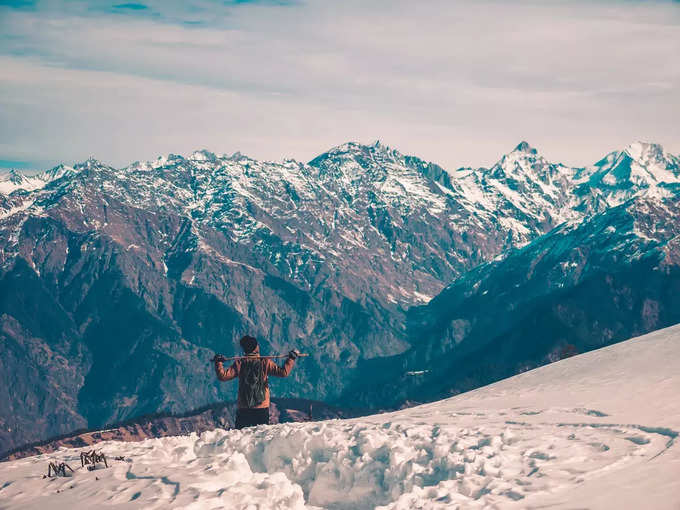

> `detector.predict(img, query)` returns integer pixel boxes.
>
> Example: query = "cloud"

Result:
[112,3,148,10]
[0,0,35,8]
[0,0,679,171]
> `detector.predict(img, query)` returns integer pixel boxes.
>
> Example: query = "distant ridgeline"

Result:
[1,398,364,461]
[1,140,679,451]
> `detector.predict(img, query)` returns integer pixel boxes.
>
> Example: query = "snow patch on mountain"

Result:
[0,200,36,220]
[1,140,679,309]
[0,171,45,195]
[0,165,78,194]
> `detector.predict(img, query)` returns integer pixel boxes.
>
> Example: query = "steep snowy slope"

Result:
[1,324,678,510]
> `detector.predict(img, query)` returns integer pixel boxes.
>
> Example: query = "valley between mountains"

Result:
[1,140,679,453]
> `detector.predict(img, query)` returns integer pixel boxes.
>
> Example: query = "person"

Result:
[214,335,299,429]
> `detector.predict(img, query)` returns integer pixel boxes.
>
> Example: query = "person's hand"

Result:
[288,349,300,360]
[212,354,227,364]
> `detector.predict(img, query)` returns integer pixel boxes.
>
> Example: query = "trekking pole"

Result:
[210,353,309,363]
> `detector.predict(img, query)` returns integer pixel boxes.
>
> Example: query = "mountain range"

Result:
[1,139,678,453]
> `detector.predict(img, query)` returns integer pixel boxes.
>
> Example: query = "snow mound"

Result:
[1,324,679,509]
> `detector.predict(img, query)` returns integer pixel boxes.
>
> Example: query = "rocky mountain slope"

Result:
[0,140,678,452]
[346,190,680,406]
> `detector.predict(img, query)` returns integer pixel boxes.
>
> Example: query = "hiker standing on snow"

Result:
[214,335,299,429]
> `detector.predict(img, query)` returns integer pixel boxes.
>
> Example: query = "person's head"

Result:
[239,335,258,354]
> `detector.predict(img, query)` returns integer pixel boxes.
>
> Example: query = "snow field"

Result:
[0,409,672,510]
[1,324,679,509]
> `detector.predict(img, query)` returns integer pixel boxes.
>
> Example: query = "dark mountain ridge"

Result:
[0,140,678,452]
[344,193,680,406]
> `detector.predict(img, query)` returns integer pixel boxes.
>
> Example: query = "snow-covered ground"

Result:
[1,325,679,510]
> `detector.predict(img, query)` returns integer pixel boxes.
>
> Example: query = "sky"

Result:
[0,0,679,172]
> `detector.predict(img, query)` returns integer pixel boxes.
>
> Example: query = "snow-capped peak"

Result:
[496,141,552,179]
[0,169,32,194]
[501,142,546,171]
[0,164,81,195]
[316,141,402,159]
[588,141,679,194]
[624,141,666,165]
[73,157,108,171]
[42,163,76,181]
[151,153,186,169]
[308,141,408,183]
[512,141,538,155]
[190,149,217,162]
[7,168,26,184]
[370,139,393,152]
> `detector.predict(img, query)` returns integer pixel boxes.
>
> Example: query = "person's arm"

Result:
[266,355,296,378]
[215,360,239,381]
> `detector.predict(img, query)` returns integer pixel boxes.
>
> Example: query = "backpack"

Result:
[239,358,268,408]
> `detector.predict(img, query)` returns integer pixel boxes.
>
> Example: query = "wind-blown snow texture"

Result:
[1,324,678,510]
